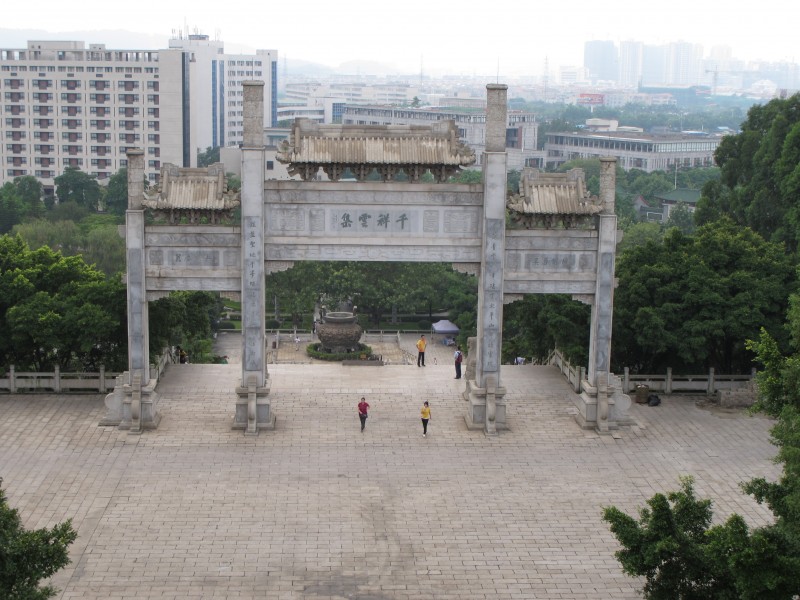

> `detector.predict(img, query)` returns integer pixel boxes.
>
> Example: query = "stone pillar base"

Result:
[573,376,634,432]
[100,372,161,432]
[233,381,274,435]
[463,379,507,434]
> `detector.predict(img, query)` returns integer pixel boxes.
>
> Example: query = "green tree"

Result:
[13,175,45,219]
[197,146,220,167]
[665,202,696,234]
[613,219,794,373]
[226,172,241,192]
[603,477,741,599]
[12,219,83,256]
[104,168,128,216]
[704,94,800,250]
[0,478,77,600]
[448,169,482,184]
[604,298,800,599]
[0,235,127,370]
[82,226,126,276]
[46,201,90,223]
[0,183,24,234]
[149,291,223,363]
[503,295,590,365]
[53,168,101,211]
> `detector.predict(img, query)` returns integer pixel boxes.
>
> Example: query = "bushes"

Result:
[306,343,373,362]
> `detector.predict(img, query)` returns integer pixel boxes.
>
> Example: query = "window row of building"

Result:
[544,132,720,172]
[0,37,278,193]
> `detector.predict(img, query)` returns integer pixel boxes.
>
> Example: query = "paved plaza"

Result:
[0,333,781,599]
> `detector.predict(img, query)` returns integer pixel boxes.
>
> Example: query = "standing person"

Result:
[416,334,427,367]
[357,397,370,432]
[454,345,463,379]
[420,401,431,437]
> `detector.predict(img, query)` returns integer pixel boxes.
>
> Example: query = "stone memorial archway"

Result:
[113,82,627,436]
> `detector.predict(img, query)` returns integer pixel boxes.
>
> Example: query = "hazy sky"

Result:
[2,0,796,75]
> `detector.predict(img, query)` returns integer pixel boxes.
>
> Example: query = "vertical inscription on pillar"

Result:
[595,252,614,373]
[243,216,262,372]
[481,218,504,373]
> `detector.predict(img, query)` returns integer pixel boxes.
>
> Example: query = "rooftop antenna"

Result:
[496,57,500,84]
[420,54,424,86]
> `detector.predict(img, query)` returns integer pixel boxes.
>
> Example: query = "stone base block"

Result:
[463,381,507,433]
[233,383,274,434]
[573,390,598,430]
[573,377,634,432]
[100,374,161,432]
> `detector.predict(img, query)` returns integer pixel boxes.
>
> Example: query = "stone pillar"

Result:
[466,84,508,434]
[576,157,619,431]
[121,149,160,431]
[234,81,274,434]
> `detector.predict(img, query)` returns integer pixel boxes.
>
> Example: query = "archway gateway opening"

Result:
[115,82,627,435]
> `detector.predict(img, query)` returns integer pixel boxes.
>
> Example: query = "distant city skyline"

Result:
[1,0,797,77]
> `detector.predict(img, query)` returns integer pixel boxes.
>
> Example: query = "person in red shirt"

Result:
[357,397,370,432]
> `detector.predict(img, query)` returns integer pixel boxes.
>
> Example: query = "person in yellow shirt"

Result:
[420,401,431,437]
[416,334,427,367]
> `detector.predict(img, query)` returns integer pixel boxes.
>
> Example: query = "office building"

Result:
[545,130,721,172]
[0,36,277,193]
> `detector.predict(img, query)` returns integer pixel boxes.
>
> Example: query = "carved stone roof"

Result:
[142,163,240,210]
[507,168,602,216]
[276,118,476,167]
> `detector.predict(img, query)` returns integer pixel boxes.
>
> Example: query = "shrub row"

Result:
[306,343,373,362]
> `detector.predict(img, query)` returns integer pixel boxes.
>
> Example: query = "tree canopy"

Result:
[605,296,800,599]
[0,478,77,600]
[697,93,800,250]
[612,219,794,373]
[54,168,101,211]
[0,235,127,371]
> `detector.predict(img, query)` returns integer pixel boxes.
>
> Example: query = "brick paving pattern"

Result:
[0,332,780,599]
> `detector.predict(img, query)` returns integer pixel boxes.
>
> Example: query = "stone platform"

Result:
[0,348,780,599]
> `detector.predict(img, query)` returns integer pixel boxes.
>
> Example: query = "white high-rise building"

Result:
[168,34,277,151]
[618,41,643,88]
[0,37,278,195]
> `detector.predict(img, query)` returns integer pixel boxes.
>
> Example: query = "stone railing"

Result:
[0,365,118,393]
[549,351,585,393]
[621,367,755,395]
[546,351,755,396]
[1,348,173,394]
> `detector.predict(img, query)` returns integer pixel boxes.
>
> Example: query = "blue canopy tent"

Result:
[431,319,459,344]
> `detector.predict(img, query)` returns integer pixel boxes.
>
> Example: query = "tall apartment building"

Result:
[168,35,277,150]
[0,37,277,194]
[342,105,546,171]
[584,40,618,83]
[618,41,643,88]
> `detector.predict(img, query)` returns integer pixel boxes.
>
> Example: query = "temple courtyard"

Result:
[0,333,780,599]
